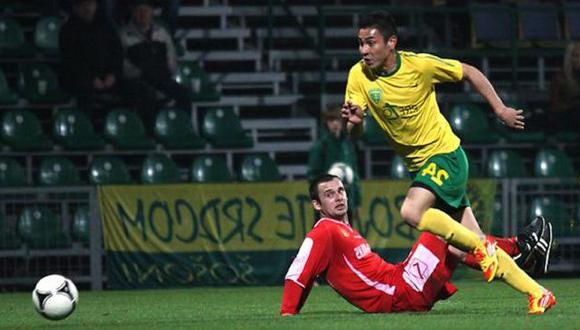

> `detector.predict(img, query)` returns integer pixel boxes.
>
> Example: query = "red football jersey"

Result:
[280,218,457,315]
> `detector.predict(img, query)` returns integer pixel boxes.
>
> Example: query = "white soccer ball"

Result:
[328,162,354,185]
[32,274,78,320]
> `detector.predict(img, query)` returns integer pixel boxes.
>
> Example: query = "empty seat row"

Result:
[0,107,252,152]
[0,16,61,58]
[0,206,88,250]
[0,153,282,187]
[387,148,576,180]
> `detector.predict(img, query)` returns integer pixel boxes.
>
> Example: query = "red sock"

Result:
[462,235,520,270]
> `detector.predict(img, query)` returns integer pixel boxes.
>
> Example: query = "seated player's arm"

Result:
[461,63,524,130]
[280,229,331,316]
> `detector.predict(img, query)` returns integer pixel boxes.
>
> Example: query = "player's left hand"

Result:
[496,106,525,130]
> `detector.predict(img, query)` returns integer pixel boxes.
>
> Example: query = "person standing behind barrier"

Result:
[549,42,580,138]
[119,0,192,130]
[307,106,362,225]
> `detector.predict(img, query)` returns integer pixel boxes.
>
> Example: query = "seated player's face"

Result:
[314,178,348,220]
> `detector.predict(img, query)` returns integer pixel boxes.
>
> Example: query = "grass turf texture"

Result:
[1,279,577,329]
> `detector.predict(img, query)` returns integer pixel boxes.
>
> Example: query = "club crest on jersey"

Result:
[369,88,381,104]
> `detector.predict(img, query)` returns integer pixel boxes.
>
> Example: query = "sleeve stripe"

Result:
[285,238,314,283]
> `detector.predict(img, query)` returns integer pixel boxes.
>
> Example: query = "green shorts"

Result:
[411,147,471,212]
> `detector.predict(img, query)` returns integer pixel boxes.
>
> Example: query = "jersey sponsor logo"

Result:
[402,244,440,292]
[343,255,395,295]
[354,243,371,259]
[369,88,382,104]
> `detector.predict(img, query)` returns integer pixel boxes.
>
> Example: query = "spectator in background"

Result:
[549,42,580,136]
[59,0,125,120]
[119,0,192,128]
[307,106,362,225]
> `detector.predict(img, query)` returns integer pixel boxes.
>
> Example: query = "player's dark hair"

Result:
[358,10,398,39]
[309,174,341,202]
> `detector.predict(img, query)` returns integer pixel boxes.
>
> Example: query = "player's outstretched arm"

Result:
[341,101,364,138]
[461,63,525,130]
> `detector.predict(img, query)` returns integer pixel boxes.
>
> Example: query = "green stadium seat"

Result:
[487,150,528,178]
[390,155,408,179]
[0,17,35,57]
[17,63,68,104]
[104,109,155,150]
[191,155,233,183]
[38,156,82,186]
[0,213,20,249]
[529,196,573,238]
[0,69,19,105]
[0,157,27,187]
[89,156,131,184]
[17,206,70,249]
[34,16,63,55]
[202,107,253,148]
[141,154,181,184]
[1,109,54,151]
[534,148,575,178]
[361,114,389,146]
[53,108,105,150]
[240,153,282,182]
[449,103,500,144]
[174,61,220,102]
[155,108,205,150]
[72,207,90,246]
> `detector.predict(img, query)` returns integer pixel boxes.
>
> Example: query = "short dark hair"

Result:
[309,174,341,202]
[358,10,398,40]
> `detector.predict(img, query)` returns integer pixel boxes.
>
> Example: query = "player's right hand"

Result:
[341,101,363,125]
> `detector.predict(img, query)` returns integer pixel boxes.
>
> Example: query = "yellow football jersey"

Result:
[345,50,462,171]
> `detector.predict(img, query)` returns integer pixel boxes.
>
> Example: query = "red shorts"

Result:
[391,232,459,312]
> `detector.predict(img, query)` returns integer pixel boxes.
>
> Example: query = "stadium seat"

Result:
[17,206,70,249]
[517,4,564,48]
[53,108,105,150]
[0,109,54,151]
[470,4,517,48]
[486,150,528,178]
[140,154,181,184]
[191,155,233,183]
[104,109,155,150]
[449,103,500,144]
[174,61,220,102]
[0,157,27,187]
[390,155,408,179]
[38,157,82,186]
[201,107,253,148]
[529,196,572,238]
[534,148,575,178]
[72,207,90,246]
[0,69,19,105]
[34,16,63,55]
[155,108,205,150]
[17,63,68,104]
[0,213,20,249]
[361,114,389,146]
[88,156,131,184]
[240,153,282,182]
[0,17,35,57]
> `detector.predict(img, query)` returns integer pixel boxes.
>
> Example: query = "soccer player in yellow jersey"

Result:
[341,11,555,314]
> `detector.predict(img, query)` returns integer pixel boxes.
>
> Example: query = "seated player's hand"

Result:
[281,313,295,317]
[341,101,363,125]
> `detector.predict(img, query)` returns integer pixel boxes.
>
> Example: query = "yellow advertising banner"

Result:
[99,179,497,253]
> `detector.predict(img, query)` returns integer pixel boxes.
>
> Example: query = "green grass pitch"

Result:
[1,279,578,329]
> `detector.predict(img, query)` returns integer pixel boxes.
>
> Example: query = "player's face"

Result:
[357,28,397,71]
[313,178,348,220]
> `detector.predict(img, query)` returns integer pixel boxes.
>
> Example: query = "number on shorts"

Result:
[421,162,449,186]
